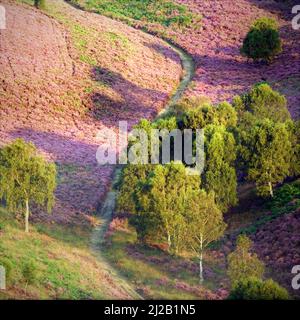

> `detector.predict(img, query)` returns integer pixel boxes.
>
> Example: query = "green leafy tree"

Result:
[0,139,56,233]
[34,0,46,9]
[133,162,200,252]
[116,164,152,215]
[240,119,292,197]
[203,125,237,212]
[287,120,300,177]
[241,17,282,62]
[233,83,290,125]
[182,103,215,130]
[153,117,178,131]
[144,162,200,253]
[227,235,265,286]
[216,101,238,128]
[229,277,289,300]
[182,101,237,130]
[185,189,226,283]
[172,96,211,119]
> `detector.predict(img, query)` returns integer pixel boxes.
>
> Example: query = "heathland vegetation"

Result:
[0,0,299,300]
[113,83,299,297]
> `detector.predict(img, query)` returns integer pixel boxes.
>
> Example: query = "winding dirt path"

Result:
[89,29,196,302]
[0,0,186,299]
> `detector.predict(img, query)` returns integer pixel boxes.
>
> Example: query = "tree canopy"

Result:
[241,17,282,62]
[227,235,265,286]
[239,119,292,197]
[185,188,226,283]
[203,125,237,211]
[0,139,56,232]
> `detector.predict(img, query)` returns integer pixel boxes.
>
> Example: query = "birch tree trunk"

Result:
[268,181,274,198]
[167,232,171,251]
[25,199,29,233]
[199,234,204,284]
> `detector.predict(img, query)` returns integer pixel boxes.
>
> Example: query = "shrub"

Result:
[227,235,265,286]
[241,17,282,62]
[269,181,300,208]
[229,277,289,300]
[34,0,46,9]
[22,260,38,284]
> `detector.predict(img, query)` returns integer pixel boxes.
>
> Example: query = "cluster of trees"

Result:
[241,17,282,62]
[227,235,289,299]
[118,162,226,283]
[0,139,56,233]
[116,83,300,283]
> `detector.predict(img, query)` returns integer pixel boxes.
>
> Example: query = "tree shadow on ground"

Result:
[88,66,170,127]
[8,127,114,225]
[143,42,182,64]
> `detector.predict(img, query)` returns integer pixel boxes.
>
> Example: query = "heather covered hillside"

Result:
[0,0,182,224]
[72,0,300,118]
[0,0,300,301]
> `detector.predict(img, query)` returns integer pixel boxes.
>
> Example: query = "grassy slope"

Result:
[103,225,227,300]
[68,0,201,33]
[0,0,183,299]
[0,208,134,299]
[101,180,300,300]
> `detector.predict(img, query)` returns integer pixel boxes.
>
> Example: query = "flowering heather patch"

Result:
[174,0,300,118]
[77,0,300,118]
[252,208,300,299]
[0,0,182,224]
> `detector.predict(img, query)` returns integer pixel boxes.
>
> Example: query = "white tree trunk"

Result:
[199,234,204,284]
[25,199,29,233]
[268,181,274,198]
[167,232,171,250]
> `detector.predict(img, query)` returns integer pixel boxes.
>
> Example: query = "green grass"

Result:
[70,0,201,29]
[238,180,300,235]
[225,180,300,236]
[103,224,226,299]
[0,207,124,299]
